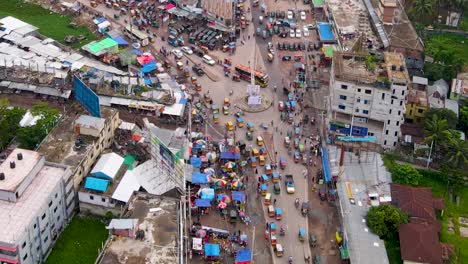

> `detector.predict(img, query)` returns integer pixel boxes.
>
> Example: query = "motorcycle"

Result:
[280,225,285,236]
[288,256,293,264]
[295,198,299,208]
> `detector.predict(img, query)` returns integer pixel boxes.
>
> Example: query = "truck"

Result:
[285,174,295,194]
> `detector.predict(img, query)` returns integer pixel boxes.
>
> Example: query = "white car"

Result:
[287,10,293,20]
[181,46,193,55]
[290,29,295,38]
[303,27,310,37]
[202,55,215,66]
[295,29,301,38]
[172,49,183,59]
[305,23,316,29]
[300,11,306,21]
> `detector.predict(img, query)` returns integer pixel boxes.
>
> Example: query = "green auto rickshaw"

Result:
[246,131,253,141]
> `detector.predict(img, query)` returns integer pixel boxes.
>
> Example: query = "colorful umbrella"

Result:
[204,168,215,175]
[232,180,243,188]
[221,196,232,203]
[217,201,227,209]
[214,179,227,186]
[229,172,237,178]
[224,162,236,169]
[191,109,199,115]
[196,229,207,238]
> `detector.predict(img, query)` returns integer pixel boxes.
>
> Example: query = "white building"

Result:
[0,149,71,264]
[330,52,410,148]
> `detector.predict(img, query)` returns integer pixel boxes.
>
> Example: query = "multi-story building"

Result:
[0,149,71,264]
[405,89,428,124]
[201,0,236,32]
[330,52,410,148]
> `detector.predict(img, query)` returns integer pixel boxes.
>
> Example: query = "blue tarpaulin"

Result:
[144,78,152,85]
[190,157,202,168]
[192,172,209,184]
[318,22,335,41]
[232,191,246,202]
[112,36,129,46]
[204,243,220,257]
[220,151,241,160]
[141,62,157,73]
[200,188,215,200]
[321,147,331,182]
[179,92,187,105]
[132,49,143,55]
[195,199,211,207]
[94,17,106,24]
[84,177,109,192]
[235,249,251,263]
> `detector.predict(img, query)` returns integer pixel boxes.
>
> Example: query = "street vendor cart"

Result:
[192,237,203,256]
[204,243,220,261]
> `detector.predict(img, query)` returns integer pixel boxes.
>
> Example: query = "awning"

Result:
[192,172,209,184]
[204,243,220,257]
[195,199,211,207]
[232,191,246,202]
[190,157,202,168]
[164,3,175,10]
[235,249,252,263]
[220,151,241,160]
[112,36,129,46]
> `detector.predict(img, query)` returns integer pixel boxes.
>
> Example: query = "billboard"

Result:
[74,75,101,117]
[159,142,175,170]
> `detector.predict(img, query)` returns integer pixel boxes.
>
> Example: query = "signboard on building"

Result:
[73,75,101,117]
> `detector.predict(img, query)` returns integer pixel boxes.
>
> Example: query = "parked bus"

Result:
[124,25,149,46]
[234,64,269,87]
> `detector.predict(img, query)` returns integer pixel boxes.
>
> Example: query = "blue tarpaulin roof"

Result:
[235,249,252,262]
[232,191,246,202]
[192,172,209,184]
[200,188,215,200]
[321,147,331,182]
[318,23,335,41]
[195,199,211,207]
[84,177,109,192]
[179,92,187,105]
[190,157,202,168]
[220,151,241,160]
[112,36,129,46]
[141,62,157,73]
[204,243,220,257]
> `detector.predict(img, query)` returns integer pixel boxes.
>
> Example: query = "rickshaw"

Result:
[237,117,244,127]
[223,106,229,115]
[247,122,255,132]
[261,174,269,183]
[284,136,290,147]
[259,155,266,166]
[275,208,282,220]
[264,193,271,205]
[301,202,309,216]
[290,100,297,111]
[275,244,284,257]
[232,74,241,82]
[211,104,219,114]
[294,138,300,149]
[287,113,294,124]
[299,143,305,153]
[195,83,202,91]
[285,101,291,111]
[259,147,268,155]
[191,76,198,84]
[279,156,286,169]
[270,222,277,234]
[272,172,280,183]
[299,227,306,242]
[256,136,264,146]
[176,61,184,70]
[267,53,274,62]
[268,205,275,217]
[294,151,300,163]
[271,235,277,246]
[294,126,301,136]
[265,164,272,175]
[278,101,284,111]
[252,148,259,157]
[309,233,317,248]
[229,209,237,223]
[204,92,212,103]
[227,121,234,131]
[246,131,253,141]
[224,58,232,66]
[213,113,219,124]
[273,183,281,194]
[250,156,258,168]
[261,183,268,195]
[224,98,230,106]
[288,93,294,101]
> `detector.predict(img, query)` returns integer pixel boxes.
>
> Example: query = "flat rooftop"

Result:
[328,146,392,264]
[0,149,41,192]
[407,89,428,107]
[0,155,66,244]
[384,52,410,83]
[100,194,178,264]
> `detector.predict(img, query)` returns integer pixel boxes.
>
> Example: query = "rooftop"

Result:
[399,219,443,264]
[328,146,392,264]
[0,149,41,192]
[0,150,66,244]
[391,184,444,221]
[100,194,178,264]
[75,115,106,133]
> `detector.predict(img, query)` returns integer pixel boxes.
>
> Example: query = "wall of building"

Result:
[78,191,116,208]
[405,103,427,123]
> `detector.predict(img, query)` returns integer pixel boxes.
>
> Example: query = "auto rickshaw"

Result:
[246,131,253,141]
[299,143,305,153]
[287,113,294,124]
[259,147,268,155]
[309,233,317,248]
[213,113,219,124]
[299,227,306,242]
[261,184,268,196]
[265,164,272,175]
[273,183,280,194]
[223,106,229,115]
[270,222,277,234]
[279,156,286,169]
[261,174,269,183]
[227,121,234,131]
[237,117,244,127]
[252,148,259,157]
[268,205,275,217]
[224,58,232,66]
[284,136,290,147]
[176,61,184,70]
[247,122,255,132]
[90,1,98,7]
[294,138,300,149]
[191,76,197,84]
[272,172,280,183]
[232,74,241,82]
[294,151,300,163]
[291,100,297,111]
[224,98,230,106]
[271,235,277,246]
[204,92,212,103]
[230,209,237,223]
[250,156,257,168]
[285,101,291,111]
[301,202,309,216]
[183,68,190,77]
[259,155,266,166]
[275,244,284,257]
[195,83,202,91]
[275,208,282,220]
[211,105,219,114]
[278,101,284,111]
[256,136,264,146]
[264,193,271,205]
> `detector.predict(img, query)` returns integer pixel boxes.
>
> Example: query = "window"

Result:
[385,130,389,135]
[110,199,114,204]
[53,206,58,213]
[391,99,394,105]
[34,224,37,229]
[341,84,348,90]
[396,121,400,126]
[393,141,397,146]
[368,132,375,136]
[363,110,369,114]
[339,95,347,100]
[101,198,106,202]
[23,254,28,261]
[365,89,372,94]
[400,101,403,106]
[357,88,361,92]
[48,201,52,207]
[44,236,48,243]
[389,109,392,114]
[355,108,360,113]
[417,109,424,113]
[363,100,369,104]
[338,105,346,110]
[394,131,398,136]
[381,93,385,100]
[392,89,395,94]
[401,90,405,96]
[409,110,413,115]
[57,215,61,221]
[387,120,390,125]
[55,193,58,199]
[384,140,387,145]
[398,110,401,116]
[90,195,94,200]
[41,213,46,220]
[357,98,361,103]
[36,245,40,251]
[22,242,26,249]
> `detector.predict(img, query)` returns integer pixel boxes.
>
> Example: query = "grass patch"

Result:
[384,238,403,264]
[424,33,468,65]
[0,0,97,48]
[46,216,108,264]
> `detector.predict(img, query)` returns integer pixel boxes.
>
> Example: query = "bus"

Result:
[124,25,149,47]
[234,64,269,87]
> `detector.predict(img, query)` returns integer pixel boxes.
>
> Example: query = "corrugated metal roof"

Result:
[90,152,124,181]
[84,177,109,192]
[106,218,138,230]
[112,170,140,203]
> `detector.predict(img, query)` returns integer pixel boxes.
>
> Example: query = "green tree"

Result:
[446,138,468,169]
[425,108,458,129]
[367,204,409,239]
[458,105,468,133]
[0,99,26,150]
[413,0,434,21]
[424,115,452,148]
[392,163,423,186]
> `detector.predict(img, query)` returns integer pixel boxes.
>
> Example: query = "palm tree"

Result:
[424,115,452,157]
[413,0,434,21]
[446,138,468,169]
